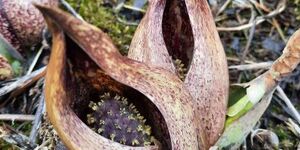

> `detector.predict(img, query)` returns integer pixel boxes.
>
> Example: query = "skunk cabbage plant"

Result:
[38,0,229,149]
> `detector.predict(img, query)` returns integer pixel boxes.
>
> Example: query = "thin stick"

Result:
[0,114,35,121]
[60,0,83,20]
[249,0,270,12]
[0,124,37,149]
[113,1,140,26]
[26,45,45,75]
[217,17,265,31]
[216,0,232,16]
[113,0,126,12]
[229,61,273,70]
[235,11,249,39]
[217,0,286,31]
[241,9,257,63]
[123,4,146,13]
[26,32,49,75]
[276,86,300,125]
[286,118,300,137]
[227,57,256,64]
[29,94,45,143]
[0,66,45,98]
[272,18,287,42]
[34,138,51,150]
[117,17,139,26]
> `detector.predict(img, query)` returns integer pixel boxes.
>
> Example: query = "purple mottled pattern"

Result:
[0,0,58,50]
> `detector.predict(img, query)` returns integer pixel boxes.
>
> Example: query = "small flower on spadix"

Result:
[86,93,153,146]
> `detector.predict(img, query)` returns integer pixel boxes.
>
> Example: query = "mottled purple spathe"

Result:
[0,0,58,51]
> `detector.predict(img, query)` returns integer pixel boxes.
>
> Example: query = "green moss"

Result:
[272,124,298,149]
[0,139,19,150]
[293,0,300,20]
[66,0,138,55]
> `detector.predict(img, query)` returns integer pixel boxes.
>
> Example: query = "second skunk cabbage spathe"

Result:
[0,0,58,51]
[36,0,229,149]
[0,0,58,79]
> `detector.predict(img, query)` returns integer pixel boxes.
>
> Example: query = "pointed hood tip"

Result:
[32,3,53,19]
[33,3,60,17]
[32,2,46,10]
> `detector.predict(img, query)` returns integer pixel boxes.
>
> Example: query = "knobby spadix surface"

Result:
[37,4,203,150]
[129,0,229,146]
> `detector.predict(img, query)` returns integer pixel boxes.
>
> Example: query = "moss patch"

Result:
[66,0,138,54]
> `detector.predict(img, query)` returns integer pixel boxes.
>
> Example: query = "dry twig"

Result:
[276,86,300,125]
[0,114,35,121]
[0,124,37,149]
[217,0,286,31]
[229,61,273,70]
[241,8,257,62]
[60,0,83,20]
[0,67,45,99]
[216,0,232,16]
[286,118,300,137]
[29,94,45,143]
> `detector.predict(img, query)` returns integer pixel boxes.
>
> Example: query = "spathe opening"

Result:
[64,36,171,149]
[162,0,194,72]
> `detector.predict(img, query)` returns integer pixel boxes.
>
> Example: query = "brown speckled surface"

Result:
[0,1,21,50]
[0,0,58,50]
[184,0,229,146]
[129,0,229,147]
